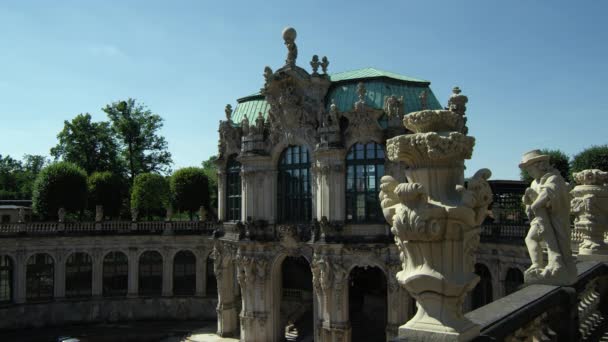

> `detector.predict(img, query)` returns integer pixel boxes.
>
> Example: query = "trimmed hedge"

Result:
[32,162,87,219]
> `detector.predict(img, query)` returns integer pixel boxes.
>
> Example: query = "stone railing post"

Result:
[380,90,493,341]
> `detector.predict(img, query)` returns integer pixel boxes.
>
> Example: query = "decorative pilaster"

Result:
[313,150,346,222]
[194,248,206,297]
[380,94,493,341]
[237,247,272,341]
[213,243,238,337]
[127,247,139,297]
[571,169,608,258]
[91,248,104,297]
[53,249,67,300]
[217,170,227,221]
[13,249,26,304]
[162,248,174,297]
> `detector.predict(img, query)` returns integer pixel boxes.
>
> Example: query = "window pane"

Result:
[277,146,311,223]
[345,142,386,223]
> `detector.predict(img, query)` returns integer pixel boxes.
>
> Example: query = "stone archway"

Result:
[348,266,387,342]
[271,255,314,342]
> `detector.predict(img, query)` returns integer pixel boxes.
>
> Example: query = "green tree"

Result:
[201,155,218,211]
[50,113,122,175]
[571,145,608,174]
[171,167,209,220]
[32,162,88,220]
[0,154,23,198]
[103,99,172,183]
[131,173,170,220]
[88,171,127,218]
[520,149,570,183]
[19,154,49,197]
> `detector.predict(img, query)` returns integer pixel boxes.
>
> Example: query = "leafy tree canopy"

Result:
[32,162,87,219]
[201,155,218,211]
[131,173,170,220]
[88,171,127,218]
[520,149,570,183]
[0,154,49,199]
[50,113,122,175]
[571,145,608,175]
[103,99,172,183]
[171,167,209,219]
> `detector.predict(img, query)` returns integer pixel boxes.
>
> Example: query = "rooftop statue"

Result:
[282,27,298,67]
[519,150,577,285]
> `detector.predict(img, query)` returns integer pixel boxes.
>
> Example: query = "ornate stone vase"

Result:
[380,108,492,341]
[571,169,608,256]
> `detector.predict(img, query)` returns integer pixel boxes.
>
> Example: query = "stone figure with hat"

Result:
[519,149,577,285]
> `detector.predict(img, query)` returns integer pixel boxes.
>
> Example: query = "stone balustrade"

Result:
[467,261,608,342]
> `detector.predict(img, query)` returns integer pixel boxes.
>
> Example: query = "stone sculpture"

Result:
[519,149,577,285]
[310,55,320,75]
[282,27,298,66]
[95,205,103,222]
[58,207,66,223]
[571,169,608,257]
[379,91,492,340]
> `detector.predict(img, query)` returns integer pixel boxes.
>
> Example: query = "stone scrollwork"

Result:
[278,225,299,249]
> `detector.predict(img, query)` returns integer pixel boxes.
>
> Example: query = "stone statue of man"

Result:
[519,150,577,285]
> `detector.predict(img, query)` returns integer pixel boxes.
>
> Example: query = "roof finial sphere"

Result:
[282,27,297,41]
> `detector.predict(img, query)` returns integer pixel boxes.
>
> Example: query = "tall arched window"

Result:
[277,146,312,223]
[26,253,54,302]
[65,252,92,298]
[173,250,196,296]
[472,263,493,309]
[139,251,163,296]
[103,251,128,297]
[504,268,524,295]
[226,155,242,222]
[0,256,13,303]
[346,142,385,223]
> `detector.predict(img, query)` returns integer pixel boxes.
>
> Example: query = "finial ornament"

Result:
[282,27,298,67]
[225,104,232,122]
[419,90,427,110]
[321,56,329,74]
[310,55,320,75]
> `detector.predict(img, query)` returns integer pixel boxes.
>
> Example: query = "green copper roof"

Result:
[329,67,430,84]
[327,80,442,113]
[231,68,442,124]
[232,96,269,125]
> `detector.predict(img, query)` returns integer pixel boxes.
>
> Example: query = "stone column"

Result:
[571,169,608,260]
[91,249,104,297]
[162,249,174,297]
[214,244,238,337]
[380,103,493,341]
[127,248,139,297]
[240,156,273,223]
[13,250,26,304]
[217,170,227,221]
[313,149,346,222]
[53,250,66,300]
[195,249,206,297]
[313,252,350,342]
[237,249,271,342]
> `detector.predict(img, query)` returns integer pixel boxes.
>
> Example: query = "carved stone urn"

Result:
[380,105,492,341]
[571,169,608,257]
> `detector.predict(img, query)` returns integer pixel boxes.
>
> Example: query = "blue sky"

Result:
[0,0,606,180]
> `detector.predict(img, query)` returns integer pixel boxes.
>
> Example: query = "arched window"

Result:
[226,155,242,221]
[504,268,524,295]
[26,253,54,302]
[206,255,217,296]
[65,252,92,298]
[173,250,196,296]
[277,146,311,223]
[0,256,13,303]
[346,142,385,223]
[139,251,163,296]
[472,263,493,309]
[103,251,128,297]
